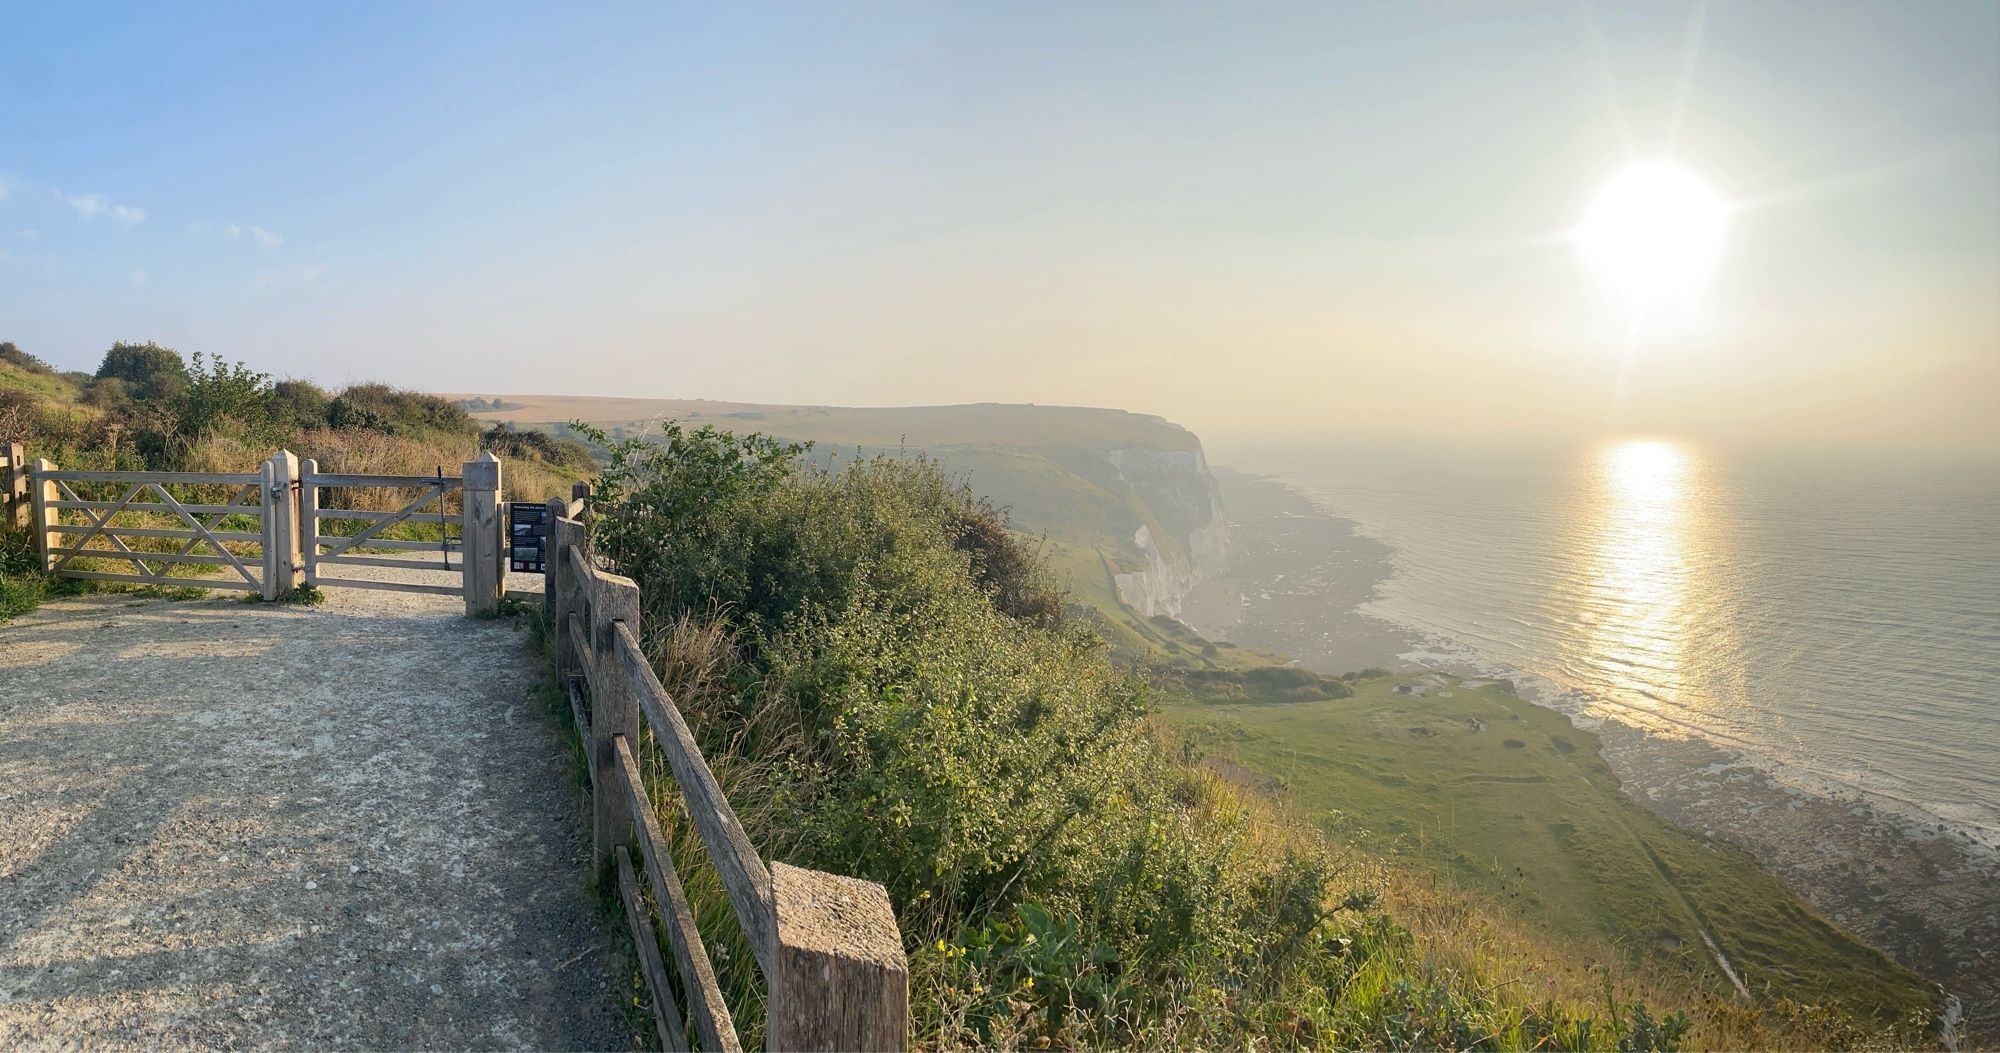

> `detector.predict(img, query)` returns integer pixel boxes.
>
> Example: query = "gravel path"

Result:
[0,573,641,1051]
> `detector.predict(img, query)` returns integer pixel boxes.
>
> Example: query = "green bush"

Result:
[95,340,187,402]
[326,383,475,438]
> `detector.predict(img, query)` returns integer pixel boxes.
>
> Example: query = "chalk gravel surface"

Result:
[0,572,641,1051]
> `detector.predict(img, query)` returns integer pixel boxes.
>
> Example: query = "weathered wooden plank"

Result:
[567,612,593,690]
[308,576,463,597]
[312,508,456,524]
[49,500,264,516]
[56,569,255,591]
[38,470,260,485]
[612,622,777,976]
[48,525,262,542]
[3,443,26,531]
[305,472,464,488]
[460,452,502,615]
[310,536,461,552]
[301,458,320,586]
[617,852,691,1053]
[614,735,742,1053]
[589,572,642,865]
[49,548,240,567]
[767,863,910,1052]
[314,554,455,571]
[30,460,58,571]
[263,451,304,599]
[567,677,595,783]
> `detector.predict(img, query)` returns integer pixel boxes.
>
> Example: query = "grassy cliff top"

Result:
[445,393,1204,453]
[1162,673,1935,1032]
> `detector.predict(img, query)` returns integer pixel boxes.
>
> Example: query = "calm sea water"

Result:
[1239,439,2000,846]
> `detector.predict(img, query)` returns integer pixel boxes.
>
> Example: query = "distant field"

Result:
[1161,673,1932,1025]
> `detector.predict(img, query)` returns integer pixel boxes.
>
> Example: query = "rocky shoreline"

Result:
[1193,467,1996,1044]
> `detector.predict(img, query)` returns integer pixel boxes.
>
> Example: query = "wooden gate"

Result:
[301,453,504,607]
[20,449,505,612]
[30,466,271,593]
[303,462,466,598]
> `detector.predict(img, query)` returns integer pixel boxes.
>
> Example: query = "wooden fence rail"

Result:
[546,490,910,1052]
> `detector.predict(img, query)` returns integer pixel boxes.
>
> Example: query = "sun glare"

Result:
[1573,162,1729,306]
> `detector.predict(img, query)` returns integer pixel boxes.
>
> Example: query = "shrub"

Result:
[95,340,187,402]
[481,422,594,472]
[269,379,332,432]
[160,352,273,460]
[326,383,476,438]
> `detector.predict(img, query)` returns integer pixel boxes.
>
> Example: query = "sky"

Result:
[3,1,1996,453]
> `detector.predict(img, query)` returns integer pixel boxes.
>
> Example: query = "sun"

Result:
[1573,162,1729,305]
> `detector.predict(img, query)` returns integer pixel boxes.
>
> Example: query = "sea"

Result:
[1222,437,2000,854]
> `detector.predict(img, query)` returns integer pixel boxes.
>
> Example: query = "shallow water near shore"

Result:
[1217,440,2000,856]
[1195,451,2000,1034]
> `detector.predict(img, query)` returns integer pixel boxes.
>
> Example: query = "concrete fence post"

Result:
[768,863,911,1052]
[4,442,27,532]
[262,450,303,601]
[29,458,57,572]
[461,452,502,615]
[590,574,641,868]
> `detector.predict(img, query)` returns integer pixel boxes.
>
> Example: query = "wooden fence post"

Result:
[299,458,320,587]
[262,450,303,601]
[590,573,642,868]
[461,452,502,615]
[4,442,26,532]
[767,863,910,1052]
[544,497,570,623]
[29,458,56,572]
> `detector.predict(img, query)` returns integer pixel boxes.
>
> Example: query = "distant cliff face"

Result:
[1104,446,1230,619]
[455,393,1231,630]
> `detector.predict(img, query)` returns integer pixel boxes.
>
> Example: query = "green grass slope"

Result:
[1162,672,1933,1030]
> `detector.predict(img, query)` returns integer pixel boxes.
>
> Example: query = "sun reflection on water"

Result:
[1577,439,1702,723]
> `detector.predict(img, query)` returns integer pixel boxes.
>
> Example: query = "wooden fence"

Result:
[9,447,505,612]
[3,443,27,532]
[545,490,910,1052]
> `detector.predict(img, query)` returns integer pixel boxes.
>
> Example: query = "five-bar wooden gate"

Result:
[17,449,505,612]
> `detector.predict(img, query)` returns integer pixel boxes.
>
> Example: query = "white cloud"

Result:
[225,223,242,238]
[250,226,281,250]
[130,269,149,286]
[299,263,325,282]
[63,192,145,225]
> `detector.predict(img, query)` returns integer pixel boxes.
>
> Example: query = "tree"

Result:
[95,341,187,402]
